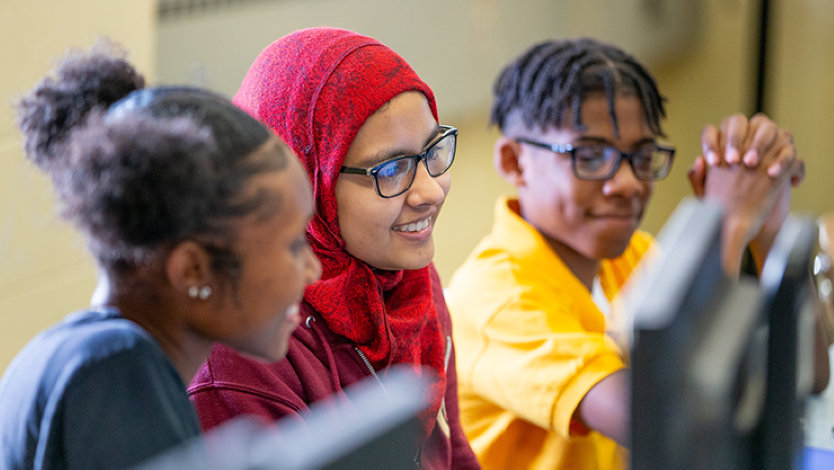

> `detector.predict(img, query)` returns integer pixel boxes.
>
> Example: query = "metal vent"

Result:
[157,0,285,21]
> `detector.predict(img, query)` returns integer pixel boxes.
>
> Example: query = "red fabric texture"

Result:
[188,267,480,468]
[233,27,446,437]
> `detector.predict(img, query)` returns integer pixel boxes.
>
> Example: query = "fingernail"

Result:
[726,148,740,164]
[743,150,758,166]
[707,151,719,165]
[768,163,782,177]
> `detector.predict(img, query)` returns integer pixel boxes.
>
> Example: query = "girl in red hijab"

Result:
[188,27,480,469]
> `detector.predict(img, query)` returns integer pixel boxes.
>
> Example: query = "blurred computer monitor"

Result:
[628,198,762,469]
[133,366,428,470]
[628,198,817,470]
[753,214,818,470]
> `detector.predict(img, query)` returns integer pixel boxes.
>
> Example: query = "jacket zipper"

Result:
[353,346,423,469]
[353,347,386,393]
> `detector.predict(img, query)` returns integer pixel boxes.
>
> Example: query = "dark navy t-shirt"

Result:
[0,308,201,469]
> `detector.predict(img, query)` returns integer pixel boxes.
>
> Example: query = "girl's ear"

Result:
[494,136,527,188]
[165,241,213,298]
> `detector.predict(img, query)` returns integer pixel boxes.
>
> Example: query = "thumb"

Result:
[688,155,707,198]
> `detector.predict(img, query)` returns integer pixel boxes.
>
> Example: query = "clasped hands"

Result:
[687,113,805,276]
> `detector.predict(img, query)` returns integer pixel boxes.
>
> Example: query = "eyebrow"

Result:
[359,124,444,167]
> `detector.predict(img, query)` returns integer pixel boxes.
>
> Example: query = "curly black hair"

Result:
[16,41,145,170]
[490,37,667,138]
[16,42,287,279]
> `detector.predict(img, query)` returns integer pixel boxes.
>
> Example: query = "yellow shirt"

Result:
[446,196,652,470]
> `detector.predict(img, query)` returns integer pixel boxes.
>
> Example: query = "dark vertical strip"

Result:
[754,0,772,114]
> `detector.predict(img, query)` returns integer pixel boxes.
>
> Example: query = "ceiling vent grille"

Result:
[157,0,286,21]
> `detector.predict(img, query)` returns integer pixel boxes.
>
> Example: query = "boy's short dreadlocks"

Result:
[490,38,667,138]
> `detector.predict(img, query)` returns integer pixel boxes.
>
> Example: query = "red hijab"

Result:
[234,27,446,433]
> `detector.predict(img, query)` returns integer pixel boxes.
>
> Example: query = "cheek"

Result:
[247,248,296,298]
[337,197,402,266]
[643,182,654,202]
[437,173,452,198]
[551,180,593,218]
[336,185,386,236]
[336,192,363,246]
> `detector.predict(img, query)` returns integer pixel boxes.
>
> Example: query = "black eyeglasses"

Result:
[340,125,457,198]
[515,137,675,181]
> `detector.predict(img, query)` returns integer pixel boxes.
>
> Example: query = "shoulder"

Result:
[54,311,185,405]
[627,229,654,256]
[53,308,157,360]
[9,308,183,416]
[0,310,198,470]
[1,309,162,393]
[188,313,371,427]
[190,343,298,397]
[189,317,353,404]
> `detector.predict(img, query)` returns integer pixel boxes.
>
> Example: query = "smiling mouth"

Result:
[393,218,430,233]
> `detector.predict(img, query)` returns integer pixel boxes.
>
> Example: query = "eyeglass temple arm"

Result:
[516,138,573,154]
[340,166,372,175]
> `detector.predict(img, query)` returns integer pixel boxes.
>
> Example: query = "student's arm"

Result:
[575,369,630,446]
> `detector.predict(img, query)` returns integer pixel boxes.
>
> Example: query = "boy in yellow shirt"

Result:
[445,38,801,469]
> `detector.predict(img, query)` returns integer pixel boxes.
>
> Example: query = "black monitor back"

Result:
[753,214,818,470]
[133,366,427,470]
[629,198,817,470]
[629,199,761,469]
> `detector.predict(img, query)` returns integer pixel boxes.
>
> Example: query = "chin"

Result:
[377,247,434,271]
[267,344,290,362]
[597,240,632,260]
[255,344,289,363]
[402,253,434,271]
[233,338,289,364]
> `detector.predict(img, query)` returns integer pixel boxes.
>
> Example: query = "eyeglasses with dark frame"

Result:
[515,137,676,182]
[340,125,458,198]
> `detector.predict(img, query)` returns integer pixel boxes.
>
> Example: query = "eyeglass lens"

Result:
[375,132,456,197]
[573,145,671,181]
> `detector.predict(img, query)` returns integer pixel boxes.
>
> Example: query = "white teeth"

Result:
[394,219,430,232]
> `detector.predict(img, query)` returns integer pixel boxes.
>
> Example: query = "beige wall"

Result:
[2,0,832,373]
[0,1,155,372]
[436,0,834,281]
[630,0,760,236]
[437,1,757,280]
[770,0,834,216]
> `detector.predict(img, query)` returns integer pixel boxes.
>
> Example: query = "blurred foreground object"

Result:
[814,213,834,347]
[133,366,428,470]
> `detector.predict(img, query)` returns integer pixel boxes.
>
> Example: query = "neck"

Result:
[543,236,600,291]
[93,274,213,384]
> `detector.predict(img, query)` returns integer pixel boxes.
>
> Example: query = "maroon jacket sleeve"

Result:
[443,330,481,469]
[429,265,481,469]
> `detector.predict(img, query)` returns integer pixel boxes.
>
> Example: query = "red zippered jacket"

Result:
[188,267,480,469]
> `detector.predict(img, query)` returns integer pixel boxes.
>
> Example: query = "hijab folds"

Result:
[234,27,447,436]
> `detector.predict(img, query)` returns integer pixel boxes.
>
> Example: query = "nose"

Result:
[602,159,647,199]
[405,160,448,207]
[304,246,322,284]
